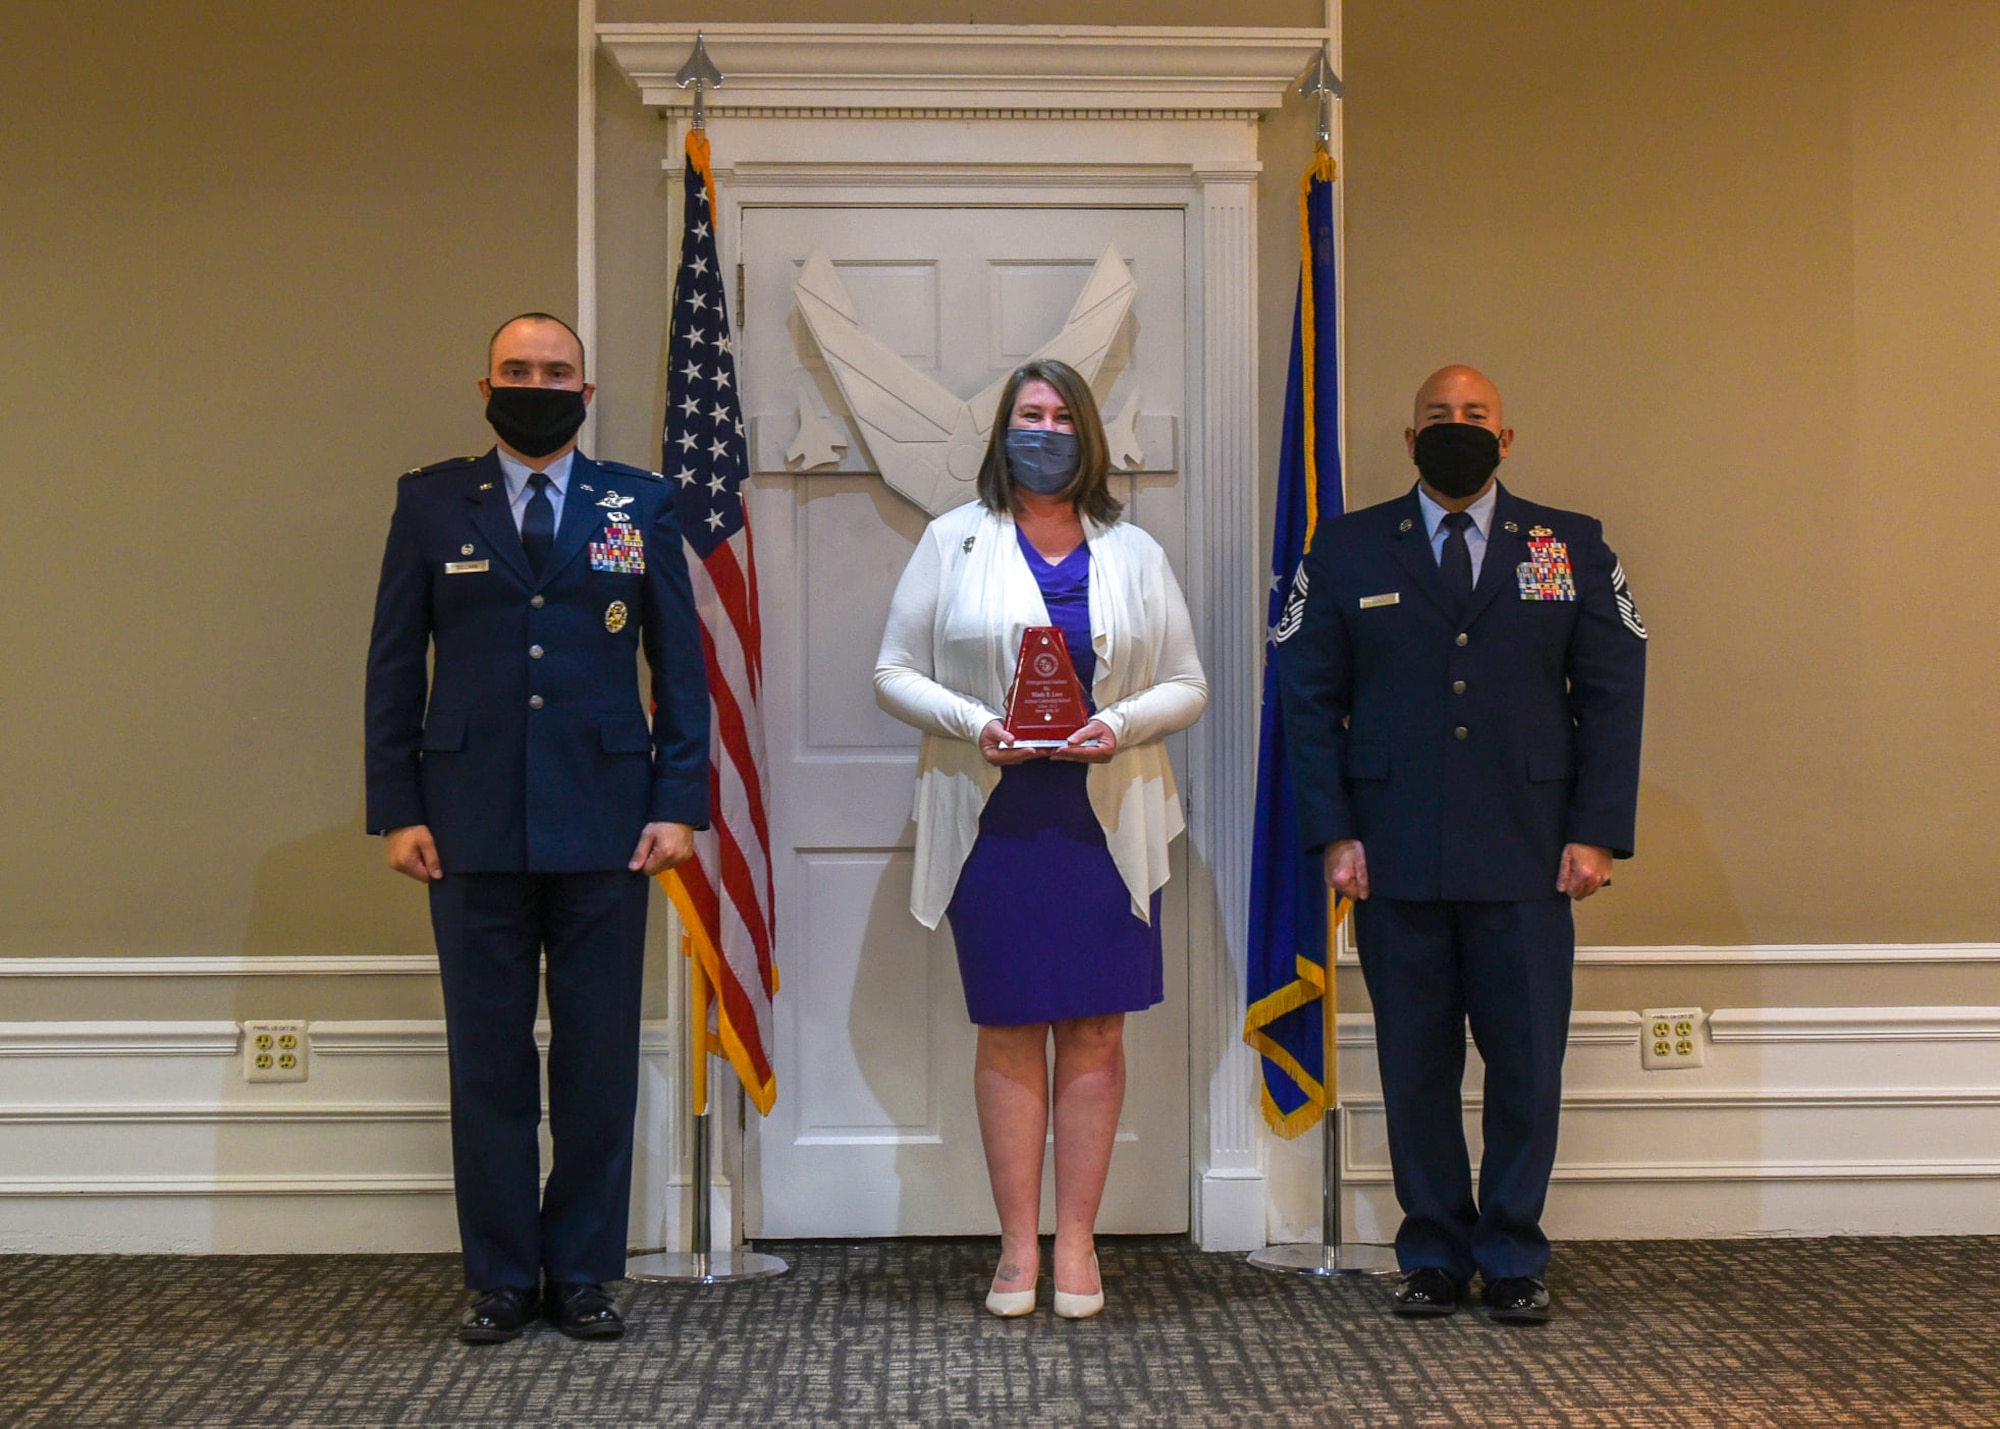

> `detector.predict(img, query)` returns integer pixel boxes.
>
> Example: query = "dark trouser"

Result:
[1353,895,1575,1283]
[429,869,650,1291]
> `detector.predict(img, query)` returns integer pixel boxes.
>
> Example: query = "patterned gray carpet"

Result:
[3,1237,1998,1426]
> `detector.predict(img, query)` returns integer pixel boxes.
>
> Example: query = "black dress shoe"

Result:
[547,1282,625,1341]
[1392,1267,1466,1317]
[458,1287,538,1344]
[1482,1276,1552,1324]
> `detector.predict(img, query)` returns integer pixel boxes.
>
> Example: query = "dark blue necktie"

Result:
[1440,510,1475,607]
[522,472,555,577]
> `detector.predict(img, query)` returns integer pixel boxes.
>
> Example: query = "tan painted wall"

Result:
[0,2,579,1018]
[1338,0,2000,1010]
[4,3,1993,1024]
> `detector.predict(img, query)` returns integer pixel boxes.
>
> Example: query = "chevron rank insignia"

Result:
[1612,560,1648,639]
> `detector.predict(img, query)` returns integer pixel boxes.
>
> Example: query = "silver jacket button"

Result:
[529,645,544,659]
[529,695,544,710]
[530,594,546,609]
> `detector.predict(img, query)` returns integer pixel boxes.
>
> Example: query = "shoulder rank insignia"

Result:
[597,492,637,509]
[1273,562,1309,644]
[1612,560,1648,639]
[405,454,480,478]
[596,460,665,482]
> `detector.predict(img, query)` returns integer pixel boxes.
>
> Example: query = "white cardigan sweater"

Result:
[874,501,1208,929]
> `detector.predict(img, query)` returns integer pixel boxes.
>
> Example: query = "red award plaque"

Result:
[1002,626,1092,748]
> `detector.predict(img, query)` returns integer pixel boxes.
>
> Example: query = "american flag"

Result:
[657,129,777,1115]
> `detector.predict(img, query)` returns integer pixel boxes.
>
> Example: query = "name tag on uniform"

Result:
[1359,592,1400,609]
[445,560,489,574]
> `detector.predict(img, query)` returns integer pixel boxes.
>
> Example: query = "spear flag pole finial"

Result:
[676,32,725,130]
[1295,49,1342,150]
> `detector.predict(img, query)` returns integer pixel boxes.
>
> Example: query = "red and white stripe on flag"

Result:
[658,129,778,1115]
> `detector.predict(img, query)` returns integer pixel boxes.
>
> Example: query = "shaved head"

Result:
[1412,365,1503,428]
[487,312,586,380]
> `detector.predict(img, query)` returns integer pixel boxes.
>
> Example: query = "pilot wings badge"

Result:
[791,243,1139,516]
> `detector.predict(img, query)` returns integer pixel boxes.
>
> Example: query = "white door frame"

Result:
[595,22,1333,1252]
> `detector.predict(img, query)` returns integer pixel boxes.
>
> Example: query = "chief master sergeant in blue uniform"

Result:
[1278,365,1646,1325]
[366,313,709,1344]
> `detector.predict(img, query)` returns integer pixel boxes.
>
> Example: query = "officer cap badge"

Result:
[605,600,629,634]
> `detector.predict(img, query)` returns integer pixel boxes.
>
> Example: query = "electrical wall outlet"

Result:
[243,1020,308,1082]
[1639,1008,1705,1070]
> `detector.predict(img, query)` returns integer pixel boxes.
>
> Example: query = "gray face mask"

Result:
[1004,428,1081,495]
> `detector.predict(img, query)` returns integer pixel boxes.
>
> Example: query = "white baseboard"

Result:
[0,1019,730,1255]
[1266,1005,2000,1245]
[1194,1166,1267,1251]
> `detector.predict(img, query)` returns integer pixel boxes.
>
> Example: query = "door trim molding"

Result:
[597,23,1329,116]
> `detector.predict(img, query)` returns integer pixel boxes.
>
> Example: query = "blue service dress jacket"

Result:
[1277,482,1647,903]
[364,449,710,873]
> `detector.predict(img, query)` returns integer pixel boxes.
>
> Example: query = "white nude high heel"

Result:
[985,1283,1036,1317]
[1053,1253,1104,1320]
[985,1257,1037,1317]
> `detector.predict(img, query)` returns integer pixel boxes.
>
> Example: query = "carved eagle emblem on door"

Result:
[790,244,1139,516]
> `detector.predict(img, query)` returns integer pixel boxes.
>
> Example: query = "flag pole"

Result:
[625,30,784,1286]
[1248,44,1396,1279]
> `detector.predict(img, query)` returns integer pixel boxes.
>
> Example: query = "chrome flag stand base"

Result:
[626,1249,788,1284]
[626,1105,788,1286]
[1249,1240,1399,1277]
[1249,1102,1397,1279]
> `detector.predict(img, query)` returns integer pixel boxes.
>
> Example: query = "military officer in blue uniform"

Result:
[1278,365,1646,1325]
[366,313,709,1344]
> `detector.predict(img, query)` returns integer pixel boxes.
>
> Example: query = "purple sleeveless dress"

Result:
[944,528,1165,1026]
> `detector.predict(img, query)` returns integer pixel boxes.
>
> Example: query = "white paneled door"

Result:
[738,206,1190,1236]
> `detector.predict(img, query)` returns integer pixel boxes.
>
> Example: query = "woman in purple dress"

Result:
[875,359,1207,1318]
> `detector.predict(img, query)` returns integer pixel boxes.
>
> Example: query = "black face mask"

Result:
[1411,421,1501,500]
[485,384,587,458]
